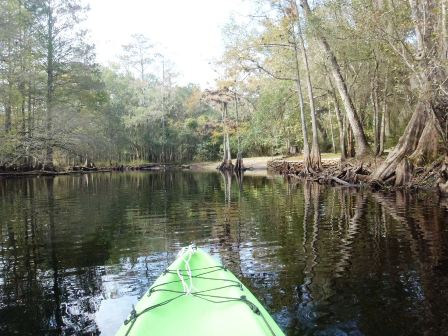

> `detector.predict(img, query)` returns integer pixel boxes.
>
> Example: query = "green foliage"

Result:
[216,0,431,158]
[0,1,222,167]
[1,0,435,168]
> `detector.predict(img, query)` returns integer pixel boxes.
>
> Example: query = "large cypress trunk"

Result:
[372,0,448,186]
[372,99,446,183]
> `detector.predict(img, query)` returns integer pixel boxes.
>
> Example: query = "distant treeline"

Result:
[0,1,228,170]
[1,0,447,183]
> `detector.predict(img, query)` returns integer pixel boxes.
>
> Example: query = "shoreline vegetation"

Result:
[194,153,446,193]
[3,153,444,195]
[0,163,191,178]
[1,1,447,195]
[267,156,445,192]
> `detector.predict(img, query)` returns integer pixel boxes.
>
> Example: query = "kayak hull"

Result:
[115,247,285,336]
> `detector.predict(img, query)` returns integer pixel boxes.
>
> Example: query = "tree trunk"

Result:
[292,41,312,173]
[329,102,336,153]
[298,19,322,171]
[226,133,231,164]
[395,158,413,186]
[379,103,386,155]
[373,0,447,185]
[442,0,448,59]
[45,6,55,171]
[372,102,441,183]
[28,82,34,138]
[4,20,13,133]
[328,78,347,160]
[299,0,371,157]
[5,101,12,133]
[234,94,244,171]
[288,17,312,173]
[371,62,381,155]
[219,102,233,171]
[346,122,355,158]
[437,156,448,195]
[379,72,388,155]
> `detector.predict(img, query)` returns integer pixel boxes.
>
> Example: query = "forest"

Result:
[1,0,447,189]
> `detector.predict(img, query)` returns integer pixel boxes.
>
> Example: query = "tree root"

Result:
[267,155,448,194]
[217,160,234,171]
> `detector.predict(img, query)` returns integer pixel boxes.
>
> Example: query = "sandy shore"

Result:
[190,156,281,172]
[190,154,341,174]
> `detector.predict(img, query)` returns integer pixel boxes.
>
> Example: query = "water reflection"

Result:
[0,172,447,335]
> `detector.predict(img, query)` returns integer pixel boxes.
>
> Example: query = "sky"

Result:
[84,0,250,88]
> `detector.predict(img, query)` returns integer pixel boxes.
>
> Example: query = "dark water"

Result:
[1,172,447,336]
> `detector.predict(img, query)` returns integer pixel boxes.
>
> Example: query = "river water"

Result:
[0,171,447,335]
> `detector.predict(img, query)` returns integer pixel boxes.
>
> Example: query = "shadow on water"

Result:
[0,172,447,335]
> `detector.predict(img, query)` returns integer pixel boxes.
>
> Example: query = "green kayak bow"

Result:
[115,246,285,336]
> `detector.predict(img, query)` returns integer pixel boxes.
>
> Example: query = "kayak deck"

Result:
[116,247,285,336]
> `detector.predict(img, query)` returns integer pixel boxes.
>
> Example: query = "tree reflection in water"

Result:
[0,172,447,335]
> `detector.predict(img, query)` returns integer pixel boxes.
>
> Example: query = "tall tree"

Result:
[371,0,448,184]
[294,2,322,170]
[34,0,91,169]
[120,34,153,81]
[299,0,371,158]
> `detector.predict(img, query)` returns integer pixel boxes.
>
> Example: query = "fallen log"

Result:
[330,176,359,187]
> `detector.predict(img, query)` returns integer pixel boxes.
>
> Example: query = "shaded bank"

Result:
[268,156,447,193]
[0,163,190,179]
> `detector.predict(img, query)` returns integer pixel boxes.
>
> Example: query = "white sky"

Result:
[85,0,250,88]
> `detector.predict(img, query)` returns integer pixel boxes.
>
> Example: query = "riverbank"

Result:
[268,154,445,193]
[2,154,444,193]
[190,156,281,172]
[191,154,341,172]
[190,153,445,193]
[0,163,190,179]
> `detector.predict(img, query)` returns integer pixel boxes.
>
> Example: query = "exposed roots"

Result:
[218,160,234,171]
[436,156,448,196]
[234,157,245,172]
[268,154,448,193]
[372,100,447,186]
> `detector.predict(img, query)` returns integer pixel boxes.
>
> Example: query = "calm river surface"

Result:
[1,171,447,335]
